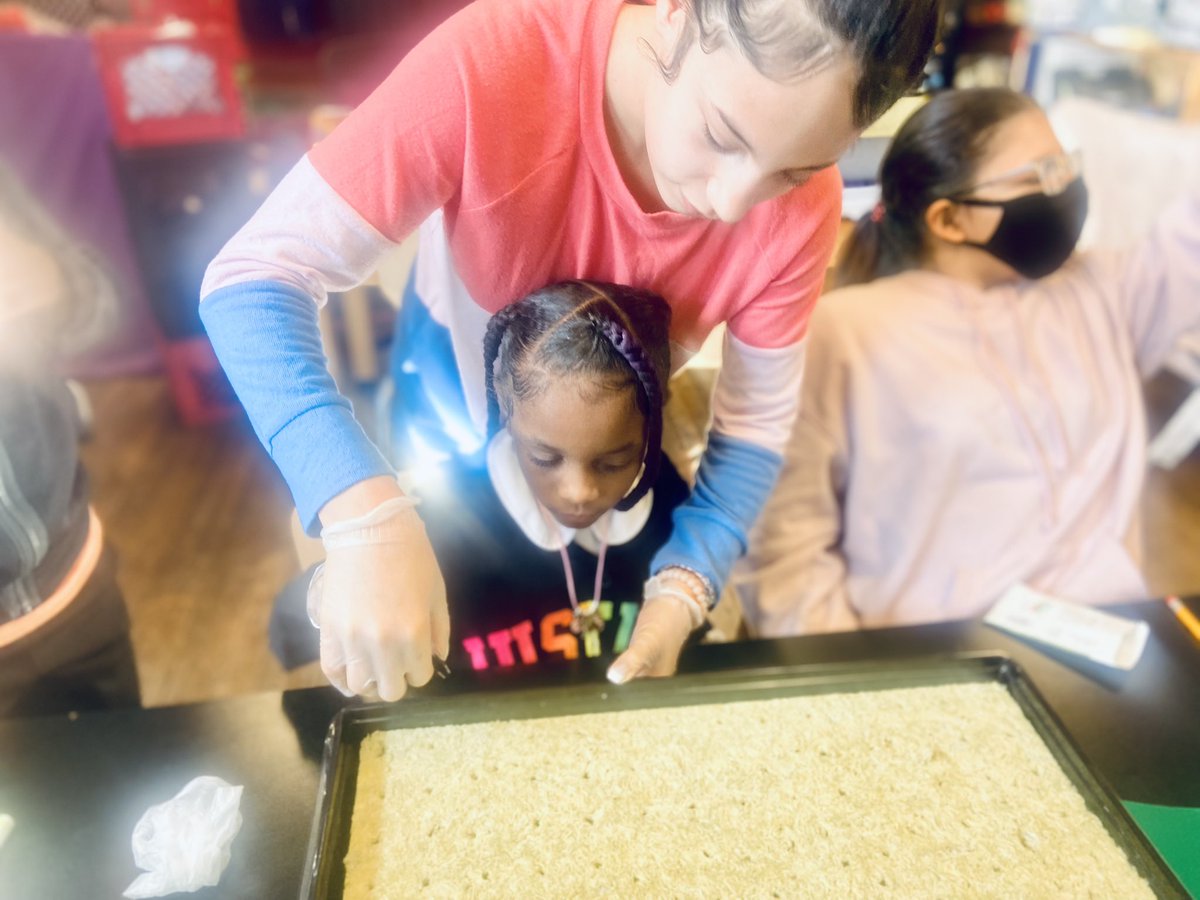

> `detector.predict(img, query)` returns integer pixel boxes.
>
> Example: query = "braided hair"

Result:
[482,281,671,510]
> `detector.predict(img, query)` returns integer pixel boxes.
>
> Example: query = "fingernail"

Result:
[606,664,629,685]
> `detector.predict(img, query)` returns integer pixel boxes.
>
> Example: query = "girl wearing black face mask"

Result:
[839,88,1092,288]
[732,87,1200,638]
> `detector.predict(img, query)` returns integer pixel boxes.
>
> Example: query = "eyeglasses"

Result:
[953,148,1083,201]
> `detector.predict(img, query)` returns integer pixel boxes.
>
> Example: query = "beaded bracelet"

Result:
[654,565,715,607]
[645,567,714,630]
[649,585,707,630]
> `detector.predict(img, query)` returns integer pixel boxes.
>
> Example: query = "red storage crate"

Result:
[92,21,245,148]
[160,335,241,426]
[132,0,240,29]
[130,0,246,59]
[0,7,28,31]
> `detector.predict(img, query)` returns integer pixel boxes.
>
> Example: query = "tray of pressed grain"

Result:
[301,654,1186,899]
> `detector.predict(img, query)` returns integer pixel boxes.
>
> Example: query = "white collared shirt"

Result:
[486,429,653,554]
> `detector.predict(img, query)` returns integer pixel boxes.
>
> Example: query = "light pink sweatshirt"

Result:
[734,187,1200,636]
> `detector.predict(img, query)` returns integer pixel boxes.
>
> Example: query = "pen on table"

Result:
[1164,595,1200,643]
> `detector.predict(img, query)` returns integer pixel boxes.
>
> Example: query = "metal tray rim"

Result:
[300,652,1186,899]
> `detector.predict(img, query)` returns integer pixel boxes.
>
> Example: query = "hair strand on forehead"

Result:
[653,0,944,128]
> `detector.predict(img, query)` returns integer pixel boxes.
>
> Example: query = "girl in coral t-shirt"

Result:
[201,0,941,701]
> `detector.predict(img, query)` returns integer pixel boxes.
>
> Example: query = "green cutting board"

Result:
[1125,801,1200,898]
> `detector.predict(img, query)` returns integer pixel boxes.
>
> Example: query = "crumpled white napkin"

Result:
[123,776,243,899]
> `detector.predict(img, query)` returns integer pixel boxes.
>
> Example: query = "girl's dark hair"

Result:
[836,87,1038,287]
[658,0,944,128]
[483,281,672,511]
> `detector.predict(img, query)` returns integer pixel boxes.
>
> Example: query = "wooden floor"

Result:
[79,377,308,707]
[79,371,1200,708]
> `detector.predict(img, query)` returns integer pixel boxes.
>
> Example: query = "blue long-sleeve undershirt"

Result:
[199,281,393,534]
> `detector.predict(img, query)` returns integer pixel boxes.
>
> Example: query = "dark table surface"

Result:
[2,598,1198,900]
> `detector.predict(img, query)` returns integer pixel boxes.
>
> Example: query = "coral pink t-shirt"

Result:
[200,0,842,572]
[306,0,841,351]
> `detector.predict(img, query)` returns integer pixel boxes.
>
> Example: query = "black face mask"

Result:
[957,177,1089,280]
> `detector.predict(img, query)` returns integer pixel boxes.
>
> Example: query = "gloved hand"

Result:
[307,495,449,701]
[607,568,708,684]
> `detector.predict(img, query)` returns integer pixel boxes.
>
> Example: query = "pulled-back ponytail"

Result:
[836,205,924,287]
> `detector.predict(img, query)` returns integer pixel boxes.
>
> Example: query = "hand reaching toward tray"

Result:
[607,568,708,684]
[310,486,450,701]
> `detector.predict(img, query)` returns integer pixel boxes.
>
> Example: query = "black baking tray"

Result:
[299,653,1188,899]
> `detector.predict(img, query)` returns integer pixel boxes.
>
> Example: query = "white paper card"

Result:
[985,585,1149,670]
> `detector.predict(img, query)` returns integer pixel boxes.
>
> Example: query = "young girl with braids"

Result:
[202,0,943,700]
[288,280,695,676]
[425,280,697,674]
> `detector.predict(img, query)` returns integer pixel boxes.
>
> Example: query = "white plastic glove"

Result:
[122,776,243,899]
[607,568,708,684]
[308,495,449,701]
